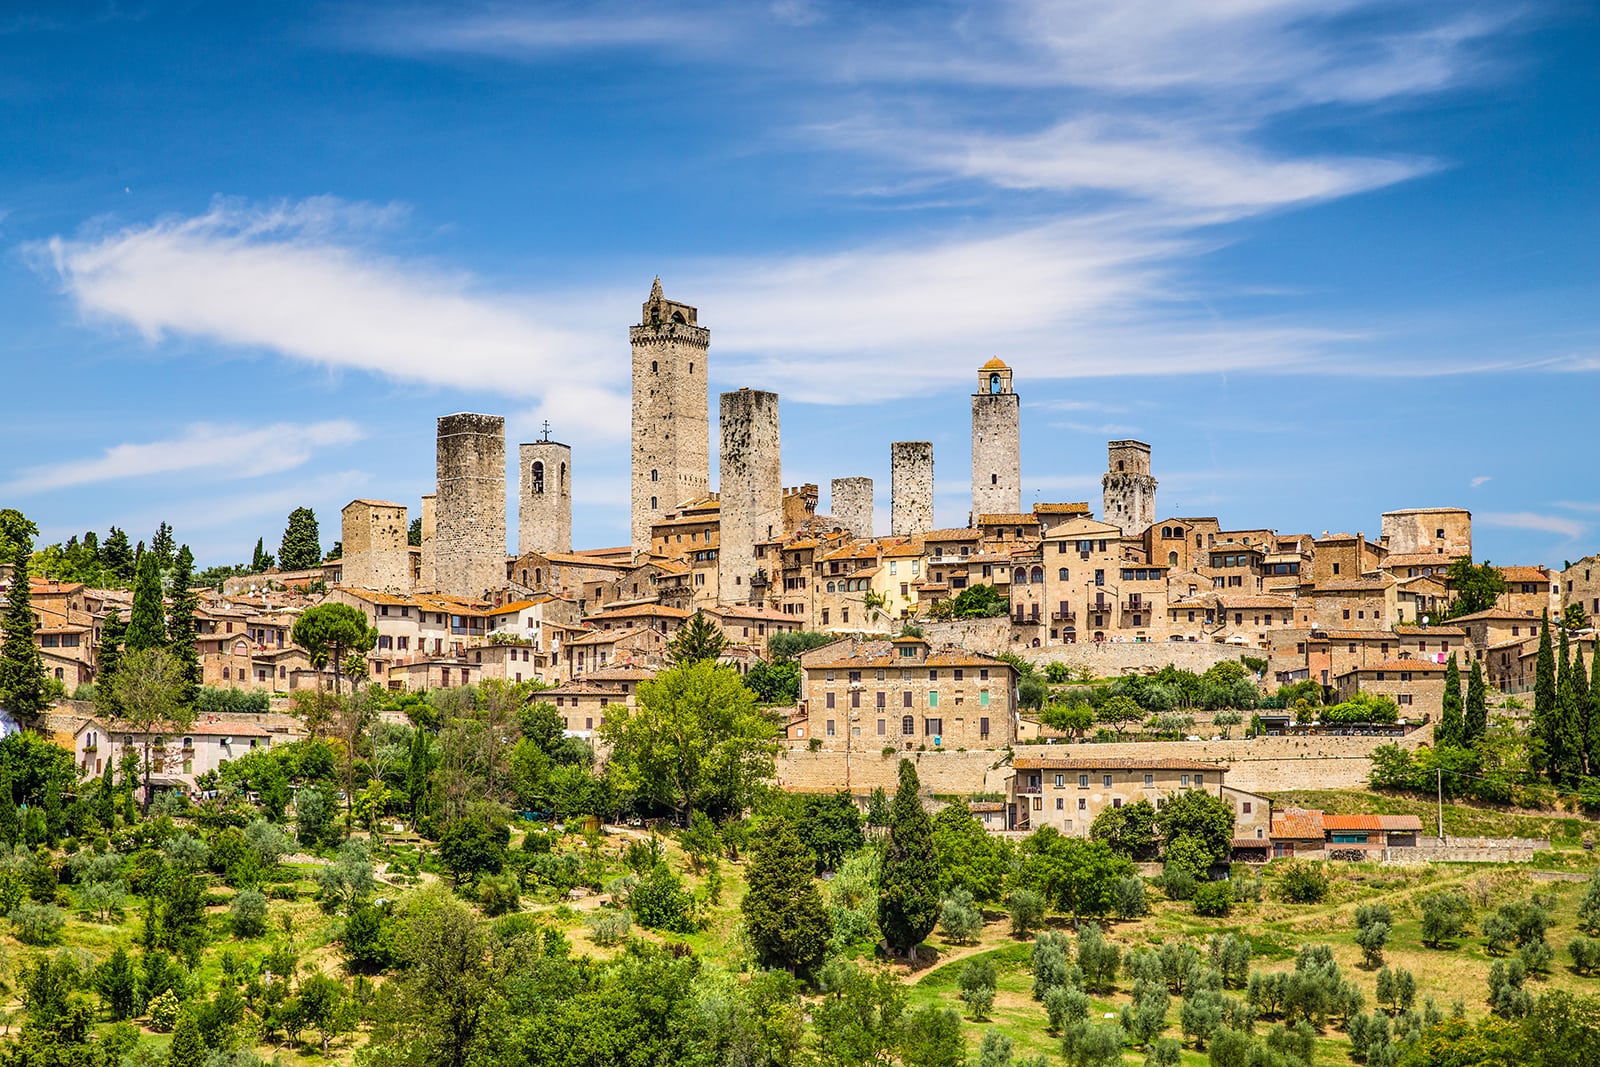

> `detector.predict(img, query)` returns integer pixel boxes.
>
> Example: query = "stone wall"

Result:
[518,440,573,557]
[890,441,934,537]
[434,413,507,599]
[831,477,875,539]
[340,500,411,592]
[777,747,1014,796]
[630,281,711,554]
[1380,508,1472,558]
[971,390,1020,519]
[914,620,1245,676]
[719,388,781,604]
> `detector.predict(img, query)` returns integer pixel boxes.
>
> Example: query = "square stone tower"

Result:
[719,388,782,605]
[418,493,436,591]
[519,431,573,557]
[831,477,874,538]
[340,499,411,592]
[971,357,1021,521]
[435,412,507,599]
[891,441,934,537]
[631,278,710,556]
[1102,439,1157,536]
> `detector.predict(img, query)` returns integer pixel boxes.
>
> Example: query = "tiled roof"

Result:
[978,513,1040,526]
[1271,810,1325,838]
[566,626,659,646]
[969,801,1006,812]
[1497,566,1550,583]
[1393,624,1467,636]
[1322,814,1423,832]
[1033,502,1092,515]
[800,638,1008,670]
[1216,594,1295,609]
[923,528,980,542]
[1383,552,1464,567]
[591,603,690,619]
[583,665,658,681]
[491,598,555,614]
[1342,659,1446,673]
[979,356,1010,370]
[1011,755,1224,772]
[1449,608,1539,622]
[1312,579,1394,592]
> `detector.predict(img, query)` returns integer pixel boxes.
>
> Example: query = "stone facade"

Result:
[518,439,573,556]
[1381,507,1471,558]
[718,388,782,605]
[890,441,934,537]
[339,499,411,592]
[418,493,436,591]
[971,359,1021,521]
[1102,440,1156,535]
[1563,555,1600,629]
[434,412,507,600]
[1012,755,1225,836]
[831,477,874,538]
[631,278,710,555]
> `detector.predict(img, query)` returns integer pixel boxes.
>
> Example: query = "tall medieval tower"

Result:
[718,388,782,605]
[830,477,874,539]
[1102,440,1157,536]
[519,429,572,557]
[891,441,934,537]
[631,278,710,556]
[435,413,507,598]
[970,357,1021,520]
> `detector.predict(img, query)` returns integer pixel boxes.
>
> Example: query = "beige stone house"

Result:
[1332,659,1446,717]
[72,717,274,793]
[1007,755,1226,835]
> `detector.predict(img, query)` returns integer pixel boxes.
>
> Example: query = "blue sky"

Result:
[1,1,1596,569]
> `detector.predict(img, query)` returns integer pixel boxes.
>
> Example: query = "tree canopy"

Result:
[878,759,940,957]
[279,507,323,571]
[291,603,378,694]
[666,611,727,666]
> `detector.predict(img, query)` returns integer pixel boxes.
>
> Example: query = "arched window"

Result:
[826,581,835,592]
[1117,460,1125,471]
[989,373,1001,394]
[1031,566,1044,584]
[990,473,998,485]
[688,362,694,374]
[651,469,659,482]
[535,568,542,585]
[672,310,686,324]
[901,715,915,735]
[1168,551,1179,567]
[651,360,658,372]
[531,461,545,494]
[1013,567,1027,584]
[560,462,567,493]
[651,496,657,510]
[1058,567,1069,580]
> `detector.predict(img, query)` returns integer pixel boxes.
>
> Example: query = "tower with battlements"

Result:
[631,278,710,556]
[435,412,507,598]
[1102,440,1156,536]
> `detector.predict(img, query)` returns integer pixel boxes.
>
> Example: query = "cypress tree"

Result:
[166,546,200,710]
[1589,639,1600,779]
[278,507,322,571]
[0,522,51,719]
[879,758,940,959]
[741,815,833,976]
[94,612,126,718]
[1437,653,1463,749]
[1533,612,1557,782]
[97,757,116,829]
[251,537,274,573]
[0,772,18,847]
[124,552,167,653]
[148,522,175,570]
[1573,647,1592,776]
[167,1009,205,1067]
[1555,629,1581,784]
[1465,659,1488,746]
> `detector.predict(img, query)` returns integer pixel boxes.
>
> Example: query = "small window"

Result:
[1055,774,1065,787]
[1078,774,1089,788]
[1143,774,1153,787]
[1103,774,1112,787]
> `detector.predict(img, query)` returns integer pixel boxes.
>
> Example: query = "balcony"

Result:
[1015,782,1042,795]
[1051,611,1076,623]
[1122,600,1147,613]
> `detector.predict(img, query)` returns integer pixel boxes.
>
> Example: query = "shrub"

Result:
[940,887,984,944]
[229,888,269,939]
[147,989,182,1031]
[1114,876,1147,919]
[1192,881,1232,917]
[960,957,997,1020]
[629,863,695,933]
[1277,861,1328,904]
[479,872,521,916]
[1160,868,1196,901]
[10,902,65,945]
[588,908,631,947]
[1007,889,1046,938]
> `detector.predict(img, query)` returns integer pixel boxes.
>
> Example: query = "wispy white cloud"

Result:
[2,420,365,495]
[1470,475,1492,488]
[1553,501,1600,514]
[34,198,632,441]
[1479,511,1586,541]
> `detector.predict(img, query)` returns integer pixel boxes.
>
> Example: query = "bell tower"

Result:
[971,357,1021,521]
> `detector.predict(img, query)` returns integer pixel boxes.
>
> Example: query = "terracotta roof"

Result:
[968,801,1005,812]
[800,638,1009,670]
[979,356,1010,370]
[1383,552,1464,568]
[1271,810,1325,838]
[1342,659,1446,673]
[565,626,660,646]
[1011,755,1224,772]
[1321,814,1423,832]
[583,666,658,682]
[1312,580,1394,593]
[1033,502,1093,515]
[978,513,1041,526]
[1216,594,1295,609]
[1449,608,1540,623]
[1312,630,1394,641]
[591,603,690,619]
[923,528,980,542]
[1393,624,1467,636]
[344,498,403,508]
[491,598,555,614]
[81,717,271,738]
[1497,566,1551,583]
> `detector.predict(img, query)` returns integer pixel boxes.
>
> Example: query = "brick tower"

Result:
[971,357,1021,521]
[631,278,710,556]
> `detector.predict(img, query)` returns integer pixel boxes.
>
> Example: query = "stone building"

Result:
[970,358,1021,521]
[831,477,874,539]
[631,278,710,555]
[418,493,436,591]
[1380,507,1471,558]
[1008,755,1226,835]
[434,413,507,600]
[518,435,573,556]
[1333,659,1446,718]
[1562,554,1600,628]
[719,388,782,605]
[339,499,411,593]
[891,441,934,537]
[1102,440,1157,536]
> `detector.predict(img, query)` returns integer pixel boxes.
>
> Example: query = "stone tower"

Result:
[518,429,573,557]
[418,493,436,591]
[339,499,411,592]
[435,412,507,599]
[1102,440,1157,536]
[631,278,710,556]
[831,477,874,539]
[971,357,1021,521]
[718,388,782,605]
[891,441,934,537]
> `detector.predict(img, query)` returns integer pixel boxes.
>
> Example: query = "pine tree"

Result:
[879,759,940,959]
[94,612,126,718]
[279,507,322,570]
[0,517,51,719]
[1465,659,1488,746]
[125,552,167,653]
[666,610,728,665]
[1533,612,1557,782]
[251,537,274,573]
[101,526,135,584]
[167,1009,205,1067]
[1437,653,1463,748]
[166,546,200,710]
[741,815,833,976]
[148,522,175,570]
